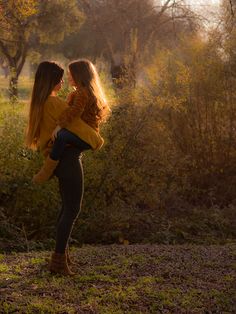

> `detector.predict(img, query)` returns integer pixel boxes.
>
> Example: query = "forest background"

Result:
[0,0,235,251]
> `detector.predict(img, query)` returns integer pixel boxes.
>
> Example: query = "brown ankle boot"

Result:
[33,156,59,184]
[49,252,76,276]
[66,246,77,266]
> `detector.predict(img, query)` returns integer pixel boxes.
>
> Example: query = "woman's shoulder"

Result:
[45,96,67,112]
[46,95,66,105]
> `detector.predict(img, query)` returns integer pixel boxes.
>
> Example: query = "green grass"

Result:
[0,75,33,101]
[0,244,235,313]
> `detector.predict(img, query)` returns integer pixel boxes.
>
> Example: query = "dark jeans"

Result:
[50,128,91,161]
[53,146,86,253]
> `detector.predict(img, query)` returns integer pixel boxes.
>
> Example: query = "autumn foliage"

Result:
[0,1,236,247]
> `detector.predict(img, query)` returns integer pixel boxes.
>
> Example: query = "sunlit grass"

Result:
[0,263,9,272]
[0,75,33,101]
[0,245,234,313]
[0,75,33,89]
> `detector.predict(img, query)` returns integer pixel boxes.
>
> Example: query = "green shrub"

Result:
[0,108,60,243]
[1,37,236,248]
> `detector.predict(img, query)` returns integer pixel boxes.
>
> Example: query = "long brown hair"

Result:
[25,61,64,149]
[69,59,110,124]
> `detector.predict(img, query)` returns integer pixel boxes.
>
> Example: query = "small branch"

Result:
[0,41,12,61]
[17,44,28,76]
[229,0,234,17]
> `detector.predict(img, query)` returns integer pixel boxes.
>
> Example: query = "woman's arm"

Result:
[57,89,88,128]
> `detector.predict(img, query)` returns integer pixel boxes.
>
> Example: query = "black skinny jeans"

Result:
[53,145,88,254]
[50,128,91,161]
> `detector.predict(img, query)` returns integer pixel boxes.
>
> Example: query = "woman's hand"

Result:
[51,125,61,140]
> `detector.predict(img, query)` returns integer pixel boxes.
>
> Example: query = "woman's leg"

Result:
[55,181,66,226]
[54,148,84,254]
[55,203,75,265]
[50,128,91,161]
[55,176,83,253]
[48,147,84,275]
[33,129,90,184]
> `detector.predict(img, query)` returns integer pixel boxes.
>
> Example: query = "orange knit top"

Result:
[39,96,104,156]
[58,88,100,132]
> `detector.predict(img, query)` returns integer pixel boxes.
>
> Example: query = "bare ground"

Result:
[0,244,235,313]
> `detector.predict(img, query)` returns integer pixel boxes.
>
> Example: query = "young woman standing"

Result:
[25,61,105,275]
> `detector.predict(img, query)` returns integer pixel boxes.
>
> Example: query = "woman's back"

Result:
[39,96,67,153]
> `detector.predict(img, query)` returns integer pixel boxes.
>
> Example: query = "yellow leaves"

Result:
[0,0,38,44]
[16,0,38,17]
[144,49,171,86]
[156,95,185,111]
[7,0,38,19]
[175,60,191,87]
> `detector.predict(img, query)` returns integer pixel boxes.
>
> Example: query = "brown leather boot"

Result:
[66,246,77,266]
[33,156,59,184]
[49,252,76,276]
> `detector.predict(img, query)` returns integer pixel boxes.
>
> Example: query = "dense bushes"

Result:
[0,34,236,249]
[0,105,60,248]
[75,34,236,244]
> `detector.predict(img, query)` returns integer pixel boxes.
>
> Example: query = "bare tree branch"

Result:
[229,0,235,17]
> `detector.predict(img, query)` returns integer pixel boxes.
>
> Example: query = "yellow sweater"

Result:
[39,96,104,155]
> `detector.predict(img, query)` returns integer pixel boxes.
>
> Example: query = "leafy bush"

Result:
[0,34,236,249]
[72,34,236,244]
[0,106,60,244]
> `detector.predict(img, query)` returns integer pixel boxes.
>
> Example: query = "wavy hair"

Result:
[68,59,110,124]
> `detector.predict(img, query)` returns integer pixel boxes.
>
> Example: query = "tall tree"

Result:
[61,0,197,86]
[0,0,84,100]
[220,0,236,76]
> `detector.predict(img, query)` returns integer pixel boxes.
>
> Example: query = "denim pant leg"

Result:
[54,147,84,254]
[50,128,91,161]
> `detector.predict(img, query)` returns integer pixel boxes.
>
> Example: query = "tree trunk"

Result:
[7,47,27,102]
[9,73,18,101]
[0,40,28,102]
